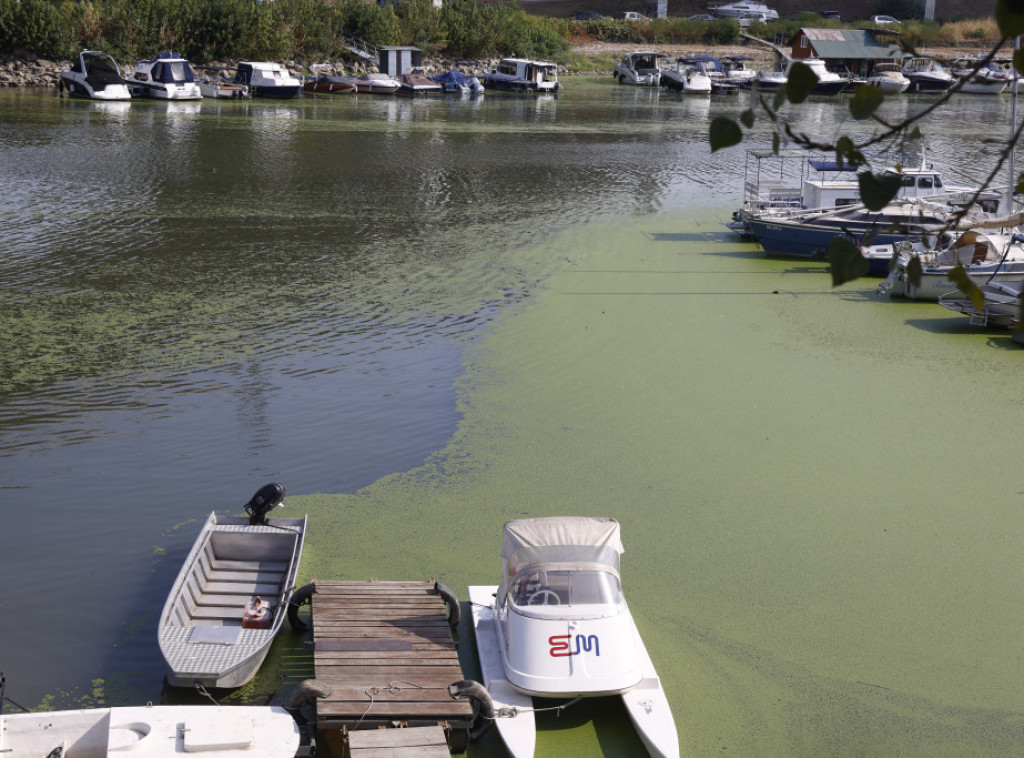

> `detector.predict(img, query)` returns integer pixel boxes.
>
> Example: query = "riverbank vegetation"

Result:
[0,0,998,68]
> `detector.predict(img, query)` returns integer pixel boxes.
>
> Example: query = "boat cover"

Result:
[430,70,473,86]
[498,517,623,603]
[501,517,623,558]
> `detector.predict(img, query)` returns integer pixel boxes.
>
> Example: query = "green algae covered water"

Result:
[1,82,1022,755]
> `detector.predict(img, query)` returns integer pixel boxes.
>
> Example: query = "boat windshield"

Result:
[502,543,623,608]
[510,567,624,608]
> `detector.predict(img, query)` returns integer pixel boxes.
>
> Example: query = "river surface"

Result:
[1,80,1022,756]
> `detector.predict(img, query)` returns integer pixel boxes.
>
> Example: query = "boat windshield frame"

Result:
[499,544,621,608]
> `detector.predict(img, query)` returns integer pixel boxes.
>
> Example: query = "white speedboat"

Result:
[126,52,203,99]
[159,483,307,688]
[469,517,678,758]
[865,62,910,93]
[481,58,561,92]
[0,704,301,756]
[901,57,954,92]
[613,50,664,86]
[752,58,849,95]
[198,77,250,98]
[876,231,1024,300]
[707,0,778,19]
[950,57,1010,94]
[58,50,131,101]
[234,62,303,98]
[660,58,713,93]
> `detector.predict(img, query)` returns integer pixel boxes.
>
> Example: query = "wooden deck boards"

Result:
[347,725,450,757]
[311,580,474,735]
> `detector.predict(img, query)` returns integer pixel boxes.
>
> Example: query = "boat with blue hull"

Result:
[731,147,1003,260]
[745,200,961,260]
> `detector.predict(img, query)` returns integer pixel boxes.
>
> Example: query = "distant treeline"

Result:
[0,0,570,63]
[0,0,998,66]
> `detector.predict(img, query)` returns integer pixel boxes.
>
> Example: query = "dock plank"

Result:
[310,580,474,739]
[347,725,450,757]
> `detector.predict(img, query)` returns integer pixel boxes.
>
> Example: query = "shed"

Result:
[379,46,424,78]
[790,28,904,76]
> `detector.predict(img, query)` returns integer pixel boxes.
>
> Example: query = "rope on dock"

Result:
[355,680,450,727]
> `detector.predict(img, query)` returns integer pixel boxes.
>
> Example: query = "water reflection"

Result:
[0,82,1019,709]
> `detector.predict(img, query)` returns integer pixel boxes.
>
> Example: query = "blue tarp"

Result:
[430,70,473,86]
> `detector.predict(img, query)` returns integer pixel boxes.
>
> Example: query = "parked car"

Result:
[871,14,900,25]
[821,10,841,19]
[573,10,604,19]
[689,13,716,19]
[621,11,648,20]
[737,10,769,26]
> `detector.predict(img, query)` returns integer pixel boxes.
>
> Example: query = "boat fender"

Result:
[448,679,494,741]
[242,596,272,629]
[285,678,332,710]
[287,582,317,631]
[434,581,461,630]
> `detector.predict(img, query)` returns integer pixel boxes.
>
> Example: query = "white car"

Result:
[621,11,648,20]
[871,14,900,25]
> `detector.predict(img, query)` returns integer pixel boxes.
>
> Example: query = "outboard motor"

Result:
[244,482,286,525]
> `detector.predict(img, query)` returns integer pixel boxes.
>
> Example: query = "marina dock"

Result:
[308,580,475,753]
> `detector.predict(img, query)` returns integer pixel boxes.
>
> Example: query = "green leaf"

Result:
[785,61,818,104]
[1014,48,1024,76]
[828,237,870,286]
[772,84,787,110]
[996,0,1024,38]
[1015,171,1024,195]
[772,131,780,154]
[709,117,743,152]
[848,84,885,120]
[905,254,923,289]
[909,125,924,140]
[740,108,755,128]
[947,265,985,311]
[835,137,866,169]
[858,171,902,211]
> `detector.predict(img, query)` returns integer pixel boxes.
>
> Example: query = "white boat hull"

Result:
[469,585,537,758]
[621,640,680,758]
[469,584,679,757]
[0,704,300,757]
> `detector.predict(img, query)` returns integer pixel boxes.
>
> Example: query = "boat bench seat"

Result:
[185,557,291,624]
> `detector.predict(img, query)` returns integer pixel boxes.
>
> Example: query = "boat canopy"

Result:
[498,517,623,605]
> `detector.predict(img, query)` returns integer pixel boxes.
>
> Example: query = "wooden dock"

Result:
[309,580,475,754]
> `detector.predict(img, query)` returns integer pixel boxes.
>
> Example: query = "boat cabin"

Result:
[128,52,201,100]
[484,58,561,92]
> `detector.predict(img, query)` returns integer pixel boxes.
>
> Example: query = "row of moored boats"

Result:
[57,50,564,101]
[613,51,1024,96]
[0,484,679,757]
[730,146,1024,333]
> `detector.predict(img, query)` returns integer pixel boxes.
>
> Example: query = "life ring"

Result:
[434,581,461,629]
[448,679,494,741]
[287,583,317,631]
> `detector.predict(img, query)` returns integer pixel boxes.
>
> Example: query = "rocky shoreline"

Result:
[0,42,990,89]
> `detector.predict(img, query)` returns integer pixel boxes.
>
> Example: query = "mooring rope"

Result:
[355,680,448,727]
[193,681,220,706]
[491,696,583,720]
